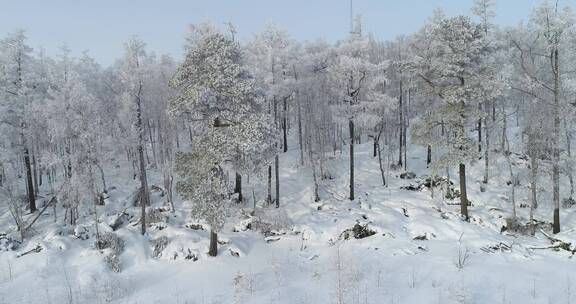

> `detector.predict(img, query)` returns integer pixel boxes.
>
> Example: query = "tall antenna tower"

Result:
[350,0,354,34]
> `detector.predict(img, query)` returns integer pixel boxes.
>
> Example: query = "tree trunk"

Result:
[208,229,218,257]
[275,155,280,208]
[297,95,304,166]
[23,146,36,212]
[501,107,507,153]
[530,152,538,217]
[147,119,157,166]
[427,145,432,168]
[349,119,355,201]
[136,82,150,236]
[38,149,43,187]
[398,81,403,167]
[32,148,38,197]
[312,162,320,202]
[234,172,242,202]
[188,125,194,147]
[164,169,174,213]
[552,48,561,234]
[459,163,469,220]
[403,99,407,170]
[478,103,482,154]
[283,97,288,153]
[377,142,386,186]
[267,165,272,205]
[504,134,516,219]
[483,100,490,184]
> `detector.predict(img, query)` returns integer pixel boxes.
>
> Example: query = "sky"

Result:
[0,0,567,66]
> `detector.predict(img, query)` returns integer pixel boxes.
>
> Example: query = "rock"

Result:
[0,234,21,251]
[146,208,167,225]
[401,184,423,191]
[151,236,169,258]
[502,218,552,236]
[150,185,165,196]
[74,225,91,240]
[108,209,131,231]
[413,233,436,241]
[340,224,377,240]
[402,208,409,217]
[265,237,281,243]
[186,223,204,230]
[184,249,198,261]
[400,172,417,179]
[445,189,461,200]
[95,232,125,254]
[563,197,576,208]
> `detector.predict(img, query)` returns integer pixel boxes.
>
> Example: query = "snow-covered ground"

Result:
[2,131,576,304]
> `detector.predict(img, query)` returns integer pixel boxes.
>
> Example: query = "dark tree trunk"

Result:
[147,119,157,166]
[208,229,218,257]
[398,81,403,167]
[483,100,490,184]
[164,170,174,212]
[188,125,193,147]
[427,145,432,168]
[95,162,107,194]
[267,165,272,205]
[23,146,36,212]
[32,148,38,197]
[478,103,482,153]
[275,155,280,208]
[283,97,288,153]
[377,142,386,186]
[66,145,72,179]
[492,101,496,122]
[298,96,304,166]
[234,172,242,202]
[136,83,150,236]
[349,119,355,201]
[459,163,469,220]
[552,48,561,234]
[38,150,43,187]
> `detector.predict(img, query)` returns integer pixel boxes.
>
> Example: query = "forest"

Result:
[2,0,576,303]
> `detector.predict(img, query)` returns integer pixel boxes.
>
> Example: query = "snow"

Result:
[2,127,576,304]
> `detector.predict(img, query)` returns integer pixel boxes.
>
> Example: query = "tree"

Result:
[171,22,277,256]
[409,15,495,220]
[509,1,574,233]
[246,24,292,207]
[119,37,151,235]
[472,0,497,185]
[330,31,377,201]
[0,30,37,213]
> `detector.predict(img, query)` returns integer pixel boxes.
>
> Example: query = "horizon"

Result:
[0,0,559,66]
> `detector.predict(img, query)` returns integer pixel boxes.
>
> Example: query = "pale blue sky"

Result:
[0,0,566,66]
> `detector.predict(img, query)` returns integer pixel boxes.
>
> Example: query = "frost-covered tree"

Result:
[330,32,378,201]
[409,14,496,220]
[171,22,277,256]
[246,24,293,206]
[0,30,38,213]
[509,1,574,233]
[118,37,151,235]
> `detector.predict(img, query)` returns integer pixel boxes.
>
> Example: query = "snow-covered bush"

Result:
[95,232,125,272]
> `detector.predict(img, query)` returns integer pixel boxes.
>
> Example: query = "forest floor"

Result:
[2,129,576,304]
